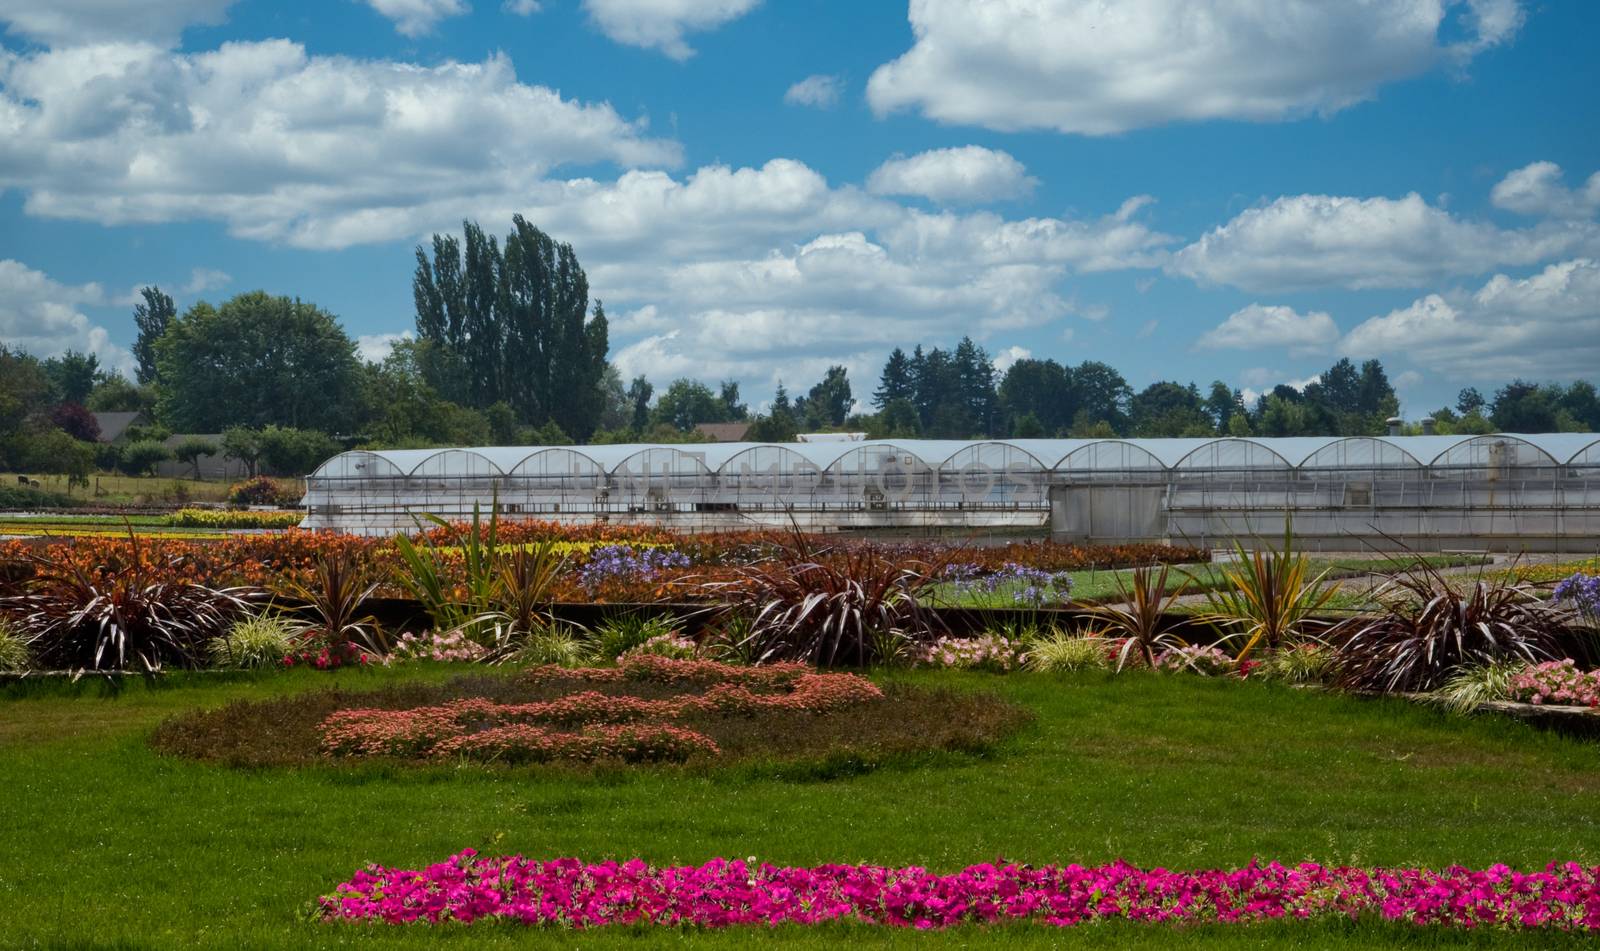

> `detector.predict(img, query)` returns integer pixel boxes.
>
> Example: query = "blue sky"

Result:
[1,0,1597,415]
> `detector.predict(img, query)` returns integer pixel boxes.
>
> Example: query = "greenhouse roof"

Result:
[311,434,1600,479]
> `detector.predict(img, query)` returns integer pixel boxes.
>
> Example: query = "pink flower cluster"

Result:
[616,633,698,664]
[391,631,488,664]
[1154,644,1237,676]
[1509,659,1600,708]
[320,850,1600,931]
[320,658,882,761]
[914,634,1019,672]
[283,639,371,670]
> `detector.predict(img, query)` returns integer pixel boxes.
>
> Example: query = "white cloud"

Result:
[1341,258,1600,378]
[360,0,469,37]
[503,0,540,14]
[0,259,132,376]
[1197,303,1340,351]
[1171,192,1596,291]
[0,41,681,249]
[0,0,234,45]
[866,145,1035,205]
[991,345,1031,374]
[1239,371,1319,409]
[180,267,231,295]
[783,74,842,109]
[553,165,1168,389]
[355,331,413,364]
[1491,161,1600,219]
[581,0,760,60]
[1136,319,1158,340]
[867,0,1522,135]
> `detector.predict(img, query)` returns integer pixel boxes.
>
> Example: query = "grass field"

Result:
[2,666,1597,948]
[0,471,234,506]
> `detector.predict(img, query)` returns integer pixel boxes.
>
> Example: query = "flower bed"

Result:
[320,850,1600,931]
[318,658,884,762]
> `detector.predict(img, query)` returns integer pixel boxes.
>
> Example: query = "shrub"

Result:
[207,613,296,669]
[281,550,382,654]
[591,613,681,664]
[1429,660,1528,715]
[1329,562,1565,694]
[943,563,1074,606]
[1255,643,1335,685]
[1507,659,1600,708]
[4,536,259,672]
[0,615,31,672]
[1082,564,1189,671]
[227,476,301,507]
[1023,632,1111,673]
[704,525,947,667]
[1201,530,1336,662]
[514,628,591,668]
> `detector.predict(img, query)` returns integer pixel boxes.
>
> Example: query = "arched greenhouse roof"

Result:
[308,433,1600,480]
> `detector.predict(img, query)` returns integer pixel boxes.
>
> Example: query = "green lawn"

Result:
[1,470,234,506]
[2,666,1597,948]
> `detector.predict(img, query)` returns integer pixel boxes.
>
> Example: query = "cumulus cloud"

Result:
[867,0,1523,135]
[1491,161,1600,219]
[1170,192,1596,291]
[866,146,1035,205]
[360,0,469,36]
[566,169,1170,388]
[783,74,842,109]
[503,0,540,14]
[355,331,413,364]
[991,345,1031,374]
[0,0,234,46]
[1196,303,1340,352]
[1341,258,1600,378]
[0,259,133,375]
[0,41,681,249]
[581,0,760,60]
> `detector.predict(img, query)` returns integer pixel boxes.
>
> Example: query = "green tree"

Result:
[155,292,362,432]
[653,379,727,431]
[257,426,341,477]
[1130,381,1211,437]
[717,380,748,421]
[23,429,95,490]
[1456,387,1486,417]
[85,376,154,413]
[1069,361,1132,435]
[873,348,915,409]
[171,437,218,480]
[626,375,654,433]
[221,427,263,478]
[1490,380,1559,432]
[41,350,102,406]
[1010,411,1046,438]
[800,366,853,429]
[998,358,1073,434]
[116,439,172,476]
[131,286,176,385]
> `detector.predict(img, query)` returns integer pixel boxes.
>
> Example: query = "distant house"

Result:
[694,422,752,442]
[90,411,149,444]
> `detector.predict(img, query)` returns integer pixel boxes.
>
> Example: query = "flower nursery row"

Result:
[320,850,1600,931]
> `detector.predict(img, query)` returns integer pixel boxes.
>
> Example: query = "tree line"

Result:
[4,215,1600,488]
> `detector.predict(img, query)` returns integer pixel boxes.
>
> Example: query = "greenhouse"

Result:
[301,434,1600,551]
